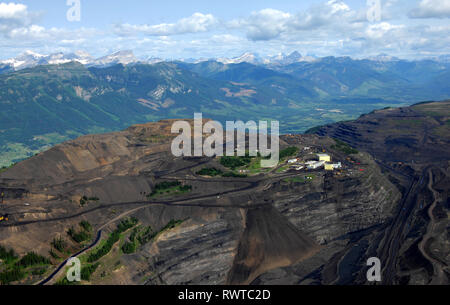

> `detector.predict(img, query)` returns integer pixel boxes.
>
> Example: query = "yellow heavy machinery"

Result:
[0,214,9,222]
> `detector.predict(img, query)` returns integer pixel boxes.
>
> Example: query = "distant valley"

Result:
[1,51,450,166]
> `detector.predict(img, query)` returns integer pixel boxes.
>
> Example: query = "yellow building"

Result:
[325,163,334,171]
[317,154,331,162]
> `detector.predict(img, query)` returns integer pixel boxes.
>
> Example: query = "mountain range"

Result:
[3,50,450,72]
[0,50,138,71]
[0,50,315,70]
[0,50,450,166]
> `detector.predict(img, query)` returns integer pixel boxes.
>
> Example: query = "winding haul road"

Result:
[4,164,305,284]
[377,162,446,285]
[38,230,103,285]
[38,203,161,285]
[418,169,446,285]
[0,171,303,228]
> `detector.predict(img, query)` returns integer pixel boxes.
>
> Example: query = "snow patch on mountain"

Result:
[90,50,138,67]
[217,52,261,65]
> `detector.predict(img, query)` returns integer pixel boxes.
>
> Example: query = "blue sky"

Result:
[0,0,449,60]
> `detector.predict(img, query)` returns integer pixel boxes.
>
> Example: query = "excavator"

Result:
[0,214,9,222]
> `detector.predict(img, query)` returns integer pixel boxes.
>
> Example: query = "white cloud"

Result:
[216,1,450,58]
[114,13,218,36]
[0,1,449,61]
[235,9,292,41]
[409,0,450,19]
[8,24,45,38]
[6,25,99,42]
[328,0,351,14]
[365,22,404,39]
[290,0,357,30]
[0,2,28,19]
[0,2,38,36]
[228,1,361,41]
[210,34,243,44]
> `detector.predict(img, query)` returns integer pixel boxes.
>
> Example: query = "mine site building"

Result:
[332,162,342,169]
[317,154,331,162]
[325,164,334,171]
[325,162,343,171]
[291,165,304,171]
[306,160,325,169]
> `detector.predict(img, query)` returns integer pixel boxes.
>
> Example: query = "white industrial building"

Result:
[306,160,325,169]
[332,162,342,169]
[290,165,304,171]
[325,162,342,171]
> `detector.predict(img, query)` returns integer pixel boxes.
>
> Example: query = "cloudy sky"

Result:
[0,0,449,60]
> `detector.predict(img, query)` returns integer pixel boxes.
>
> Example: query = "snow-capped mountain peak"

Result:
[0,50,94,70]
[144,56,164,64]
[1,50,46,69]
[0,50,140,71]
[42,52,93,65]
[91,50,138,67]
[217,52,260,65]
[368,53,400,62]
[23,50,45,58]
[262,51,317,65]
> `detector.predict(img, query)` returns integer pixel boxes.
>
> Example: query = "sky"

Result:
[0,0,449,60]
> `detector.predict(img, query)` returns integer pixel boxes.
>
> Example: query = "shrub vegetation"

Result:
[332,139,359,155]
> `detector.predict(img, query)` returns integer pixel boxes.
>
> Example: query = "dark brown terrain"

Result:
[0,115,403,285]
[313,100,450,284]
